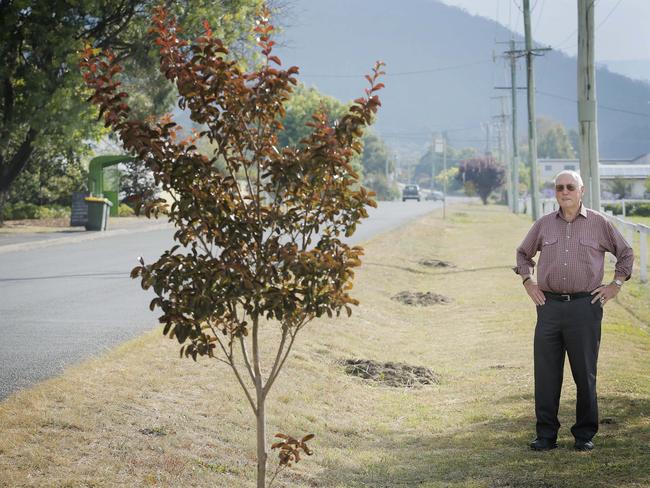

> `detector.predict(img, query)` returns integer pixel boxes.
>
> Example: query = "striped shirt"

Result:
[514,205,634,294]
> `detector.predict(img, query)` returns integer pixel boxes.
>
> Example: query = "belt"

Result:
[543,291,592,302]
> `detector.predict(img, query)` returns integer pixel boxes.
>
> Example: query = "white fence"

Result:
[518,197,649,283]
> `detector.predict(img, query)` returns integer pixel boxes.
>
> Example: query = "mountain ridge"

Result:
[275,0,650,159]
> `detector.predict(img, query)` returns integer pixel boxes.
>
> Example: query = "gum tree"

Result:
[81,6,383,486]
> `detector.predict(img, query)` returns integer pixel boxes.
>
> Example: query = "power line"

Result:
[300,60,492,79]
[597,0,625,29]
[536,89,650,118]
[548,0,625,52]
[534,0,546,32]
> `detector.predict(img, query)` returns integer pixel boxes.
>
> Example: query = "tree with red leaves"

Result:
[81,5,384,486]
[457,157,506,205]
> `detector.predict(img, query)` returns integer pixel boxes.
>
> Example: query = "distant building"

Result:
[538,154,650,199]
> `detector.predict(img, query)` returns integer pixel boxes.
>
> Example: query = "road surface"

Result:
[0,200,444,399]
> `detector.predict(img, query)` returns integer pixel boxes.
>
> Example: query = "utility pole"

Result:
[431,135,436,190]
[578,0,601,210]
[523,0,548,221]
[492,96,511,210]
[509,42,520,214]
[435,135,447,219]
[484,122,492,156]
[496,39,523,214]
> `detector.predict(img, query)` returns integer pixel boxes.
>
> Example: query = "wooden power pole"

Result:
[523,0,543,221]
[578,0,601,210]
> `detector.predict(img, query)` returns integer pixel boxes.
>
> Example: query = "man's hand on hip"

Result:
[524,280,546,306]
[590,283,620,306]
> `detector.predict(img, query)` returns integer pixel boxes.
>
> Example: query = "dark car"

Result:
[425,190,444,201]
[402,184,420,201]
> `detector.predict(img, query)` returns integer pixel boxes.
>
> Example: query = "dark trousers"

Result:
[534,295,602,441]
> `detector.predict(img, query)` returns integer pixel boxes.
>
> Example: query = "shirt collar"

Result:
[556,203,588,221]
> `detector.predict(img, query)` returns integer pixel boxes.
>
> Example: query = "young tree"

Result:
[456,157,505,204]
[81,7,383,487]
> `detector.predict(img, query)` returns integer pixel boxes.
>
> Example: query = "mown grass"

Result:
[1,203,649,487]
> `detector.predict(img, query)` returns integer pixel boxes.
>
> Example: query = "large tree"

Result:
[0,0,263,224]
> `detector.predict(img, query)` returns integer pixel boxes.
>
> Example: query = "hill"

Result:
[275,0,650,159]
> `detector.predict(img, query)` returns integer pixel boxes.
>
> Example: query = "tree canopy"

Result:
[536,117,576,159]
[0,0,263,223]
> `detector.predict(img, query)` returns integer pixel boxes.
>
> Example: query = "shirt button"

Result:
[563,277,566,280]
[567,236,571,239]
[566,249,568,252]
[564,263,568,266]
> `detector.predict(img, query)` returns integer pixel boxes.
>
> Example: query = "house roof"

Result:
[599,164,650,179]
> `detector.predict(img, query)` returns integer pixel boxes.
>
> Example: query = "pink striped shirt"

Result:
[514,205,634,293]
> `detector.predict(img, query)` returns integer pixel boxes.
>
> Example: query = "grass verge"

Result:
[1,203,649,487]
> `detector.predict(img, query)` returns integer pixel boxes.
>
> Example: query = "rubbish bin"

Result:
[84,196,113,231]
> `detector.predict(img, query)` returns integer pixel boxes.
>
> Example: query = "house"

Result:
[538,154,650,199]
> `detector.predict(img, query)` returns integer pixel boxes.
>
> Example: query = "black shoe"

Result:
[530,437,558,451]
[574,438,594,451]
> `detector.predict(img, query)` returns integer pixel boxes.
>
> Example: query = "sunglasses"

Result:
[555,184,577,192]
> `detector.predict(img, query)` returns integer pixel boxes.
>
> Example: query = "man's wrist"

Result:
[522,276,532,285]
[611,278,623,288]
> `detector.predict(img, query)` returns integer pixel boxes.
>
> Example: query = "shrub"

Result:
[38,205,70,219]
[5,202,40,220]
[603,203,622,215]
[630,203,650,217]
[118,203,135,217]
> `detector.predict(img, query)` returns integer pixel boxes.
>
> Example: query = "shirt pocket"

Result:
[538,237,558,277]
[579,238,602,270]
[540,237,558,257]
[579,238,601,254]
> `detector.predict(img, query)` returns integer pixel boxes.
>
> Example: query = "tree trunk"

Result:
[0,128,38,223]
[0,189,6,226]
[256,394,267,488]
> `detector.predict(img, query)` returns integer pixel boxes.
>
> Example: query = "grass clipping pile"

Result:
[392,291,451,306]
[342,359,440,387]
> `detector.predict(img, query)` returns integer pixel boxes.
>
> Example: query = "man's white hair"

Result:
[554,170,583,187]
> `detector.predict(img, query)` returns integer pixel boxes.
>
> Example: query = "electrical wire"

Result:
[536,89,650,118]
[596,0,625,29]
[300,60,492,79]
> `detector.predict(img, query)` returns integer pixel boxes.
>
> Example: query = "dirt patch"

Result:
[342,359,440,387]
[391,291,451,306]
[418,258,455,268]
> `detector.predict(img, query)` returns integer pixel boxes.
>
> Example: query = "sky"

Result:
[439,0,650,61]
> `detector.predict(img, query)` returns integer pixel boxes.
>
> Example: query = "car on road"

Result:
[402,184,420,201]
[425,190,444,201]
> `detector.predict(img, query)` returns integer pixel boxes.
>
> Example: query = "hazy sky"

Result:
[439,0,650,61]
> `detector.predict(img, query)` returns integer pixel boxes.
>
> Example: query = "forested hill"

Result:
[274,0,650,159]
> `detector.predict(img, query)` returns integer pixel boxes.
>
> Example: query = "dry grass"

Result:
[1,203,649,487]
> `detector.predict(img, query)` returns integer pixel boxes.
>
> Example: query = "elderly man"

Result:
[514,170,633,451]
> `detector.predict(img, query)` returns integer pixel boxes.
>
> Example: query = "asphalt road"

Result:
[0,200,442,399]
